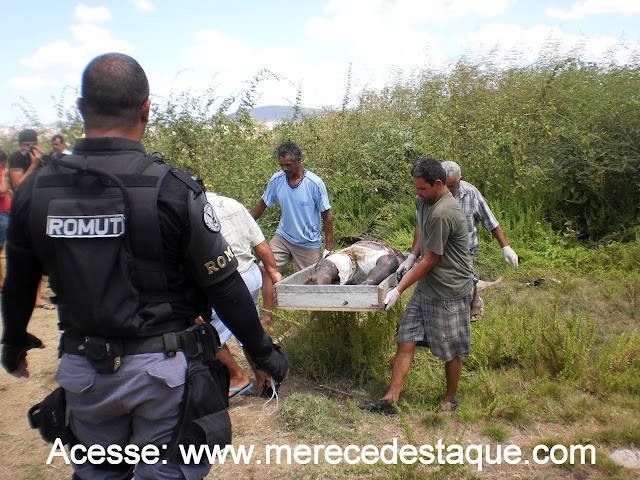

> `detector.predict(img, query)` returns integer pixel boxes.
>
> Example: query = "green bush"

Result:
[281,309,402,389]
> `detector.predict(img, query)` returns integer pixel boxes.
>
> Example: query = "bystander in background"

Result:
[50,134,71,159]
[206,190,283,398]
[441,161,518,321]
[7,130,54,309]
[0,150,10,291]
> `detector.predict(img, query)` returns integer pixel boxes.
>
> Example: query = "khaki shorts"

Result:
[269,234,321,273]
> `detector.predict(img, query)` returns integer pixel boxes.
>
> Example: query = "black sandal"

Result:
[359,399,398,415]
[441,397,459,412]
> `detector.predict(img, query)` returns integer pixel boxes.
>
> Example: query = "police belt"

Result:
[61,333,184,357]
[60,323,221,372]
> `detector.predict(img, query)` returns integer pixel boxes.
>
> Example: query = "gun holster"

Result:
[166,323,230,461]
[28,386,77,445]
[83,337,123,374]
[178,322,220,363]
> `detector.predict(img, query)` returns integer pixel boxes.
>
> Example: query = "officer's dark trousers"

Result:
[57,351,210,480]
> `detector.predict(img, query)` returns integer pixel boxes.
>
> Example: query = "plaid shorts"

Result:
[397,288,472,361]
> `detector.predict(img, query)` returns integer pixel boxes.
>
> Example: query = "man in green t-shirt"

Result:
[360,157,473,414]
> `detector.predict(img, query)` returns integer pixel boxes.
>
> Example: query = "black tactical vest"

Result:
[28,152,192,338]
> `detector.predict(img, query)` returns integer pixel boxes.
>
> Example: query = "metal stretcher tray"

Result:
[274,263,398,312]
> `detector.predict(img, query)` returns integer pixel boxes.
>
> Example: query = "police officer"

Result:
[1,52,288,479]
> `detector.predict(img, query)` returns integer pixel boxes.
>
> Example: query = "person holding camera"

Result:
[8,130,55,310]
[8,129,48,192]
[0,150,10,292]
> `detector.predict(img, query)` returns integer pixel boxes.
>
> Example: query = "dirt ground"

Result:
[0,301,299,480]
[0,291,632,480]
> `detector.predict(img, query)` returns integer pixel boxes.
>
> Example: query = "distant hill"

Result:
[229,105,319,123]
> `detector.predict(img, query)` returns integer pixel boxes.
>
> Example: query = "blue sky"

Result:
[0,0,638,126]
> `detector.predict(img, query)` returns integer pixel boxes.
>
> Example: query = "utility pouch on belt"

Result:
[28,386,77,445]
[83,337,123,374]
[166,324,231,462]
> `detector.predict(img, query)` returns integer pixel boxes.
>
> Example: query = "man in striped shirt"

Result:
[441,161,518,321]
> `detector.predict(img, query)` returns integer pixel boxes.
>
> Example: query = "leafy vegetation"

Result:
[3,45,640,478]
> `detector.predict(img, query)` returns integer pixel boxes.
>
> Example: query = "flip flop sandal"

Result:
[359,399,398,415]
[470,298,484,322]
[440,397,459,413]
[35,303,56,310]
[228,382,254,400]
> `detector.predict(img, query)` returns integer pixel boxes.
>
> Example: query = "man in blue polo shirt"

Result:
[251,141,334,324]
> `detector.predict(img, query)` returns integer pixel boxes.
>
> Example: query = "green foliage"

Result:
[467,308,599,383]
[3,46,639,240]
[481,423,508,443]
[279,393,363,444]
[281,309,401,389]
[420,412,445,429]
[145,79,276,207]
[593,418,640,447]
[593,332,640,395]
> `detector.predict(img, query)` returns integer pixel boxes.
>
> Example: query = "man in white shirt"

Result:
[206,191,282,398]
[51,134,72,158]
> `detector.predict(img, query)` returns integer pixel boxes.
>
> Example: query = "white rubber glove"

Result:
[384,288,400,311]
[396,253,416,281]
[502,246,519,268]
[322,249,332,259]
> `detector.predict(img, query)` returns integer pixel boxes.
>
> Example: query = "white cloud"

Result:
[21,24,133,70]
[546,0,640,20]
[304,0,510,72]
[21,40,82,69]
[133,0,154,12]
[175,2,494,112]
[463,23,637,66]
[163,29,299,110]
[389,0,515,24]
[74,3,111,22]
[8,76,60,91]
[71,23,133,54]
[63,72,81,86]
[158,28,357,112]
[306,0,514,41]
[184,29,298,69]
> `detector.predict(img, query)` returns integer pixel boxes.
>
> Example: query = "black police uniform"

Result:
[1,137,283,479]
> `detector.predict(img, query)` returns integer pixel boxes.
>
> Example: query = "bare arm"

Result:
[409,225,421,257]
[10,149,41,191]
[321,209,334,251]
[0,165,9,196]
[490,225,509,248]
[253,240,282,284]
[10,166,37,191]
[251,198,267,220]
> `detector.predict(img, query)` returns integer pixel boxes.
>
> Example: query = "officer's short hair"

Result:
[79,53,150,129]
